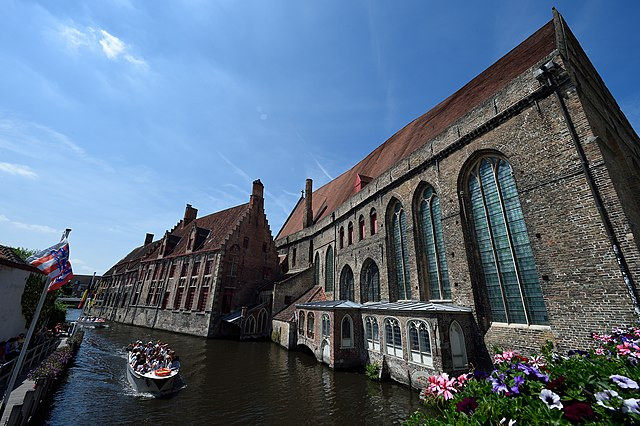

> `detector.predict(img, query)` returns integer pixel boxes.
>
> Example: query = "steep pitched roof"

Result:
[276,19,556,240]
[273,285,326,322]
[105,240,161,276]
[144,203,250,260]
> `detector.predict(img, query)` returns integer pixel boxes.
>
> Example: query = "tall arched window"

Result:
[358,215,365,240]
[467,156,548,325]
[450,321,468,369]
[390,201,411,300]
[364,316,380,351]
[322,314,330,337]
[245,315,256,334]
[370,209,378,235]
[307,312,315,338]
[418,186,451,300]
[360,259,380,303]
[298,311,305,335]
[257,309,268,332]
[408,320,431,365]
[340,265,355,301]
[384,318,403,357]
[341,315,353,348]
[339,227,345,249]
[325,246,334,292]
[314,252,320,286]
[348,222,354,245]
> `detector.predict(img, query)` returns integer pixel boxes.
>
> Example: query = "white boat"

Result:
[77,317,106,328]
[126,354,179,394]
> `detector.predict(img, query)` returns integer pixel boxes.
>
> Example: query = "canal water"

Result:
[44,310,422,425]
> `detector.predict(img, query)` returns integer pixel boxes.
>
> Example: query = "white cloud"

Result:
[70,258,97,274]
[0,162,38,179]
[314,158,334,180]
[57,24,147,68]
[0,214,58,234]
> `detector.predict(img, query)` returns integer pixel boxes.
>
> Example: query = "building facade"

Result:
[272,11,640,387]
[90,180,280,338]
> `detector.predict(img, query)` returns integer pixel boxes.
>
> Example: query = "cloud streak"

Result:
[0,162,38,179]
[0,214,58,234]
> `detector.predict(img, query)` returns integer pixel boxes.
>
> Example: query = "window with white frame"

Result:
[384,318,403,357]
[408,320,432,365]
[322,314,330,337]
[341,315,354,348]
[364,316,380,351]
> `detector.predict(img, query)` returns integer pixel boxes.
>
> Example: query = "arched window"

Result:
[364,316,380,351]
[467,157,548,325]
[384,318,403,357]
[370,209,378,235]
[450,321,468,369]
[341,315,353,348]
[348,222,354,245]
[339,227,345,249]
[325,246,334,292]
[307,312,315,338]
[257,309,268,332]
[390,201,411,300]
[340,265,355,302]
[314,252,320,286]
[418,186,451,300]
[360,259,380,303]
[322,314,330,337]
[358,215,365,240]
[408,320,431,365]
[245,315,256,334]
[298,311,305,335]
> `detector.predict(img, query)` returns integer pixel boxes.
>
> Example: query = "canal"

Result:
[44,310,422,425]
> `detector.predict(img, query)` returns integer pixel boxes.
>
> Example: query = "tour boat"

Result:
[126,353,180,395]
[77,316,107,328]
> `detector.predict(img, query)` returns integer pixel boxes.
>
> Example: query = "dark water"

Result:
[44,310,421,425]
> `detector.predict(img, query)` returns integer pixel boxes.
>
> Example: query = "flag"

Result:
[26,239,74,292]
[78,289,88,309]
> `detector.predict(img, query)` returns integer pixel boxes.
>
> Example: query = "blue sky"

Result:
[1,1,638,275]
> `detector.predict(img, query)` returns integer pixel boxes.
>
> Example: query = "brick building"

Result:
[272,10,640,387]
[90,180,279,338]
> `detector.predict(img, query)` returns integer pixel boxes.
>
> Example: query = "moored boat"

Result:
[77,316,106,328]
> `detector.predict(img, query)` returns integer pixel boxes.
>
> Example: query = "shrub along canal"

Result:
[44,312,421,425]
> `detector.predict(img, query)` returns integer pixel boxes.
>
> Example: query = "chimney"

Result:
[303,178,313,228]
[250,179,264,208]
[144,233,154,246]
[184,204,198,226]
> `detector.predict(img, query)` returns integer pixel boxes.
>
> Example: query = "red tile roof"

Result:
[273,285,327,322]
[276,20,556,240]
[0,245,42,273]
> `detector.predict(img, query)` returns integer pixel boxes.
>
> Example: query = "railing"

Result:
[0,337,60,393]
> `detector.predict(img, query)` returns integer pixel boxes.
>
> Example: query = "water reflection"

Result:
[45,312,421,425]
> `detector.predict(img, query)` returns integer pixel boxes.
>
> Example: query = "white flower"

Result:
[499,418,516,426]
[622,398,640,415]
[540,389,563,410]
[595,389,620,411]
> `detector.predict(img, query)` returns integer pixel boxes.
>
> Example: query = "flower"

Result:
[567,349,588,357]
[509,375,525,395]
[595,347,605,356]
[457,374,469,386]
[517,363,549,383]
[595,389,620,410]
[540,389,563,410]
[424,373,459,400]
[530,355,545,368]
[490,375,508,394]
[499,418,516,425]
[563,402,594,422]
[493,354,505,364]
[502,351,515,362]
[456,397,478,415]
[610,374,639,390]
[546,376,565,392]
[622,398,640,415]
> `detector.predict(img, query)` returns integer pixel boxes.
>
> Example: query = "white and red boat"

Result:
[126,353,179,394]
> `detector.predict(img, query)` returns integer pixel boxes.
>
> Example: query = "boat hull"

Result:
[126,363,178,394]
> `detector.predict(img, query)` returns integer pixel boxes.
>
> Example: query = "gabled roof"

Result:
[104,239,161,276]
[276,19,557,240]
[145,203,249,260]
[273,285,327,322]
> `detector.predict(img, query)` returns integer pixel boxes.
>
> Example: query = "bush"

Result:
[366,362,381,381]
[407,325,640,425]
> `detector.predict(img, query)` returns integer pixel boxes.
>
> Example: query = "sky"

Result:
[1,1,639,275]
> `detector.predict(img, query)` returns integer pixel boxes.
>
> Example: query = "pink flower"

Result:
[502,351,516,362]
[530,355,546,368]
[494,354,505,364]
[457,374,468,386]
[595,347,605,356]
[617,342,638,356]
[424,373,459,400]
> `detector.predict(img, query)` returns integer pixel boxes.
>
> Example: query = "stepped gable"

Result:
[273,285,327,322]
[0,244,41,273]
[276,19,556,240]
[146,203,250,260]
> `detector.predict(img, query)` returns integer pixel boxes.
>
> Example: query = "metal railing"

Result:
[0,337,60,393]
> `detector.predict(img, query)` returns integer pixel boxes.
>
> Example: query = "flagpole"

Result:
[80,272,96,317]
[0,229,71,418]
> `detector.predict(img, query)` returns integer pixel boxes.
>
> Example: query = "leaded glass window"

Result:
[322,314,330,337]
[341,315,353,347]
[408,320,431,365]
[418,186,451,300]
[360,260,380,303]
[365,316,380,350]
[314,252,320,286]
[325,246,334,292]
[391,201,411,300]
[298,311,305,334]
[307,312,315,338]
[384,318,402,357]
[467,157,548,325]
[340,265,355,302]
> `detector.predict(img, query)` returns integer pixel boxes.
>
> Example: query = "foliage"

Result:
[27,331,84,384]
[11,246,38,261]
[21,273,65,330]
[366,362,381,381]
[406,325,640,425]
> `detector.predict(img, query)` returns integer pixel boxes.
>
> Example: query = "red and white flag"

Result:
[26,239,74,292]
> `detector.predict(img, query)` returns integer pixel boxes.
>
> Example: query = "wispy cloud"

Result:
[58,24,147,68]
[0,214,58,234]
[0,162,38,179]
[70,258,97,274]
[314,158,333,180]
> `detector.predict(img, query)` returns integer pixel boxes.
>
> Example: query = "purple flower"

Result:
[456,397,478,415]
[563,402,594,422]
[622,398,640,415]
[610,374,639,390]
[490,377,508,394]
[595,389,620,411]
[540,389,562,410]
